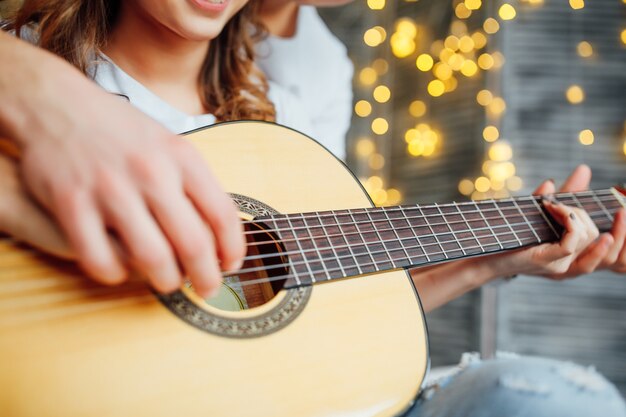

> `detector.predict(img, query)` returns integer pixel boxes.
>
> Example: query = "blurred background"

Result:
[320,0,626,396]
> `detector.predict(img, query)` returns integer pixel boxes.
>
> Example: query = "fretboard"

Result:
[259,188,625,288]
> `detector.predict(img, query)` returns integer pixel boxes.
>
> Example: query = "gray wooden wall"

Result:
[321,0,626,396]
[493,0,626,395]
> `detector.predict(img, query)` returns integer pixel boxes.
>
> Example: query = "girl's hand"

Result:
[484,165,625,281]
[485,197,599,279]
[531,165,626,278]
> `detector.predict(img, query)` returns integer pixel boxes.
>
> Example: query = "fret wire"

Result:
[436,202,466,256]
[272,191,616,226]
[5,214,602,286]
[7,193,619,284]
[345,210,366,275]
[559,193,585,210]
[529,197,560,238]
[240,189,617,227]
[473,201,503,249]
[245,194,618,239]
[326,210,348,278]
[492,200,523,246]
[382,206,413,264]
[511,198,541,243]
[589,193,614,222]
[236,211,612,262]
[7,192,619,287]
[351,210,380,273]
[245,207,613,256]
[284,215,313,284]
[559,193,606,221]
[230,234,547,288]
[237,214,615,267]
[418,205,448,260]
[401,205,432,263]
[454,201,485,252]
[365,208,397,268]
[299,212,332,282]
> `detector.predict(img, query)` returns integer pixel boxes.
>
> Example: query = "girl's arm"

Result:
[412,166,626,312]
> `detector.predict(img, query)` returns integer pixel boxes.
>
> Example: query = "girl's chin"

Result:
[175,21,224,42]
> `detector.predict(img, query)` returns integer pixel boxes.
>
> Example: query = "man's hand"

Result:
[0,152,72,259]
[0,33,245,297]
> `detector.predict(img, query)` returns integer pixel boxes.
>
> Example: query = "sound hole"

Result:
[198,220,289,311]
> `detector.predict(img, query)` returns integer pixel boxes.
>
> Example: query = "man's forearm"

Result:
[0,31,89,148]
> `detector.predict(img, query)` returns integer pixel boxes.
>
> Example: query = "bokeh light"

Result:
[359,67,377,85]
[569,0,584,9]
[367,0,385,10]
[409,100,427,117]
[489,142,513,161]
[363,26,387,47]
[371,118,389,135]
[579,129,594,145]
[483,125,500,142]
[416,54,434,71]
[577,41,593,58]
[354,100,372,117]
[566,85,585,104]
[477,89,493,106]
[373,85,391,103]
[483,18,500,34]
[428,79,445,97]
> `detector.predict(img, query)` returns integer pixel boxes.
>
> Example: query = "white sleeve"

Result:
[267,81,315,141]
[256,6,353,161]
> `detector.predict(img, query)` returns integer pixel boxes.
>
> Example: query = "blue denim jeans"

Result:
[405,353,626,417]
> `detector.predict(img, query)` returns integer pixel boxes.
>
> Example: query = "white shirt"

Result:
[16,9,353,160]
[256,6,353,160]
[91,57,314,137]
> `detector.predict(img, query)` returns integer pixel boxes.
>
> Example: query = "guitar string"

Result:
[235,189,617,229]
[0,199,610,266]
[239,202,617,253]
[233,209,612,266]
[0,202,615,282]
[237,193,620,243]
[228,197,617,288]
[240,200,619,251]
[226,226,552,278]
[235,189,617,226]
[19,233,575,294]
[2,204,617,270]
[225,190,620,275]
[4,214,608,285]
[214,233,562,289]
[223,218,611,280]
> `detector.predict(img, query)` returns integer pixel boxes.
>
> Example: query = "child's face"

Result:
[128,0,249,41]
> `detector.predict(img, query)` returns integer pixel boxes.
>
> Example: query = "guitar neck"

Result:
[261,188,626,288]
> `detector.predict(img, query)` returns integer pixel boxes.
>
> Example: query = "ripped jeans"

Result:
[405,353,626,417]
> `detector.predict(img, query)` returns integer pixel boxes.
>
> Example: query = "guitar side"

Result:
[0,121,428,417]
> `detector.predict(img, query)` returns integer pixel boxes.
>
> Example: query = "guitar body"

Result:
[0,122,428,417]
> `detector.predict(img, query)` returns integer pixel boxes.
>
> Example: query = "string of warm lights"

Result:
[354,0,625,205]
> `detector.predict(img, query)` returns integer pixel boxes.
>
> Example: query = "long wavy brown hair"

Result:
[5,0,276,122]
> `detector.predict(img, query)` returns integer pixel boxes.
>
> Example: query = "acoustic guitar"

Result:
[0,121,624,417]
